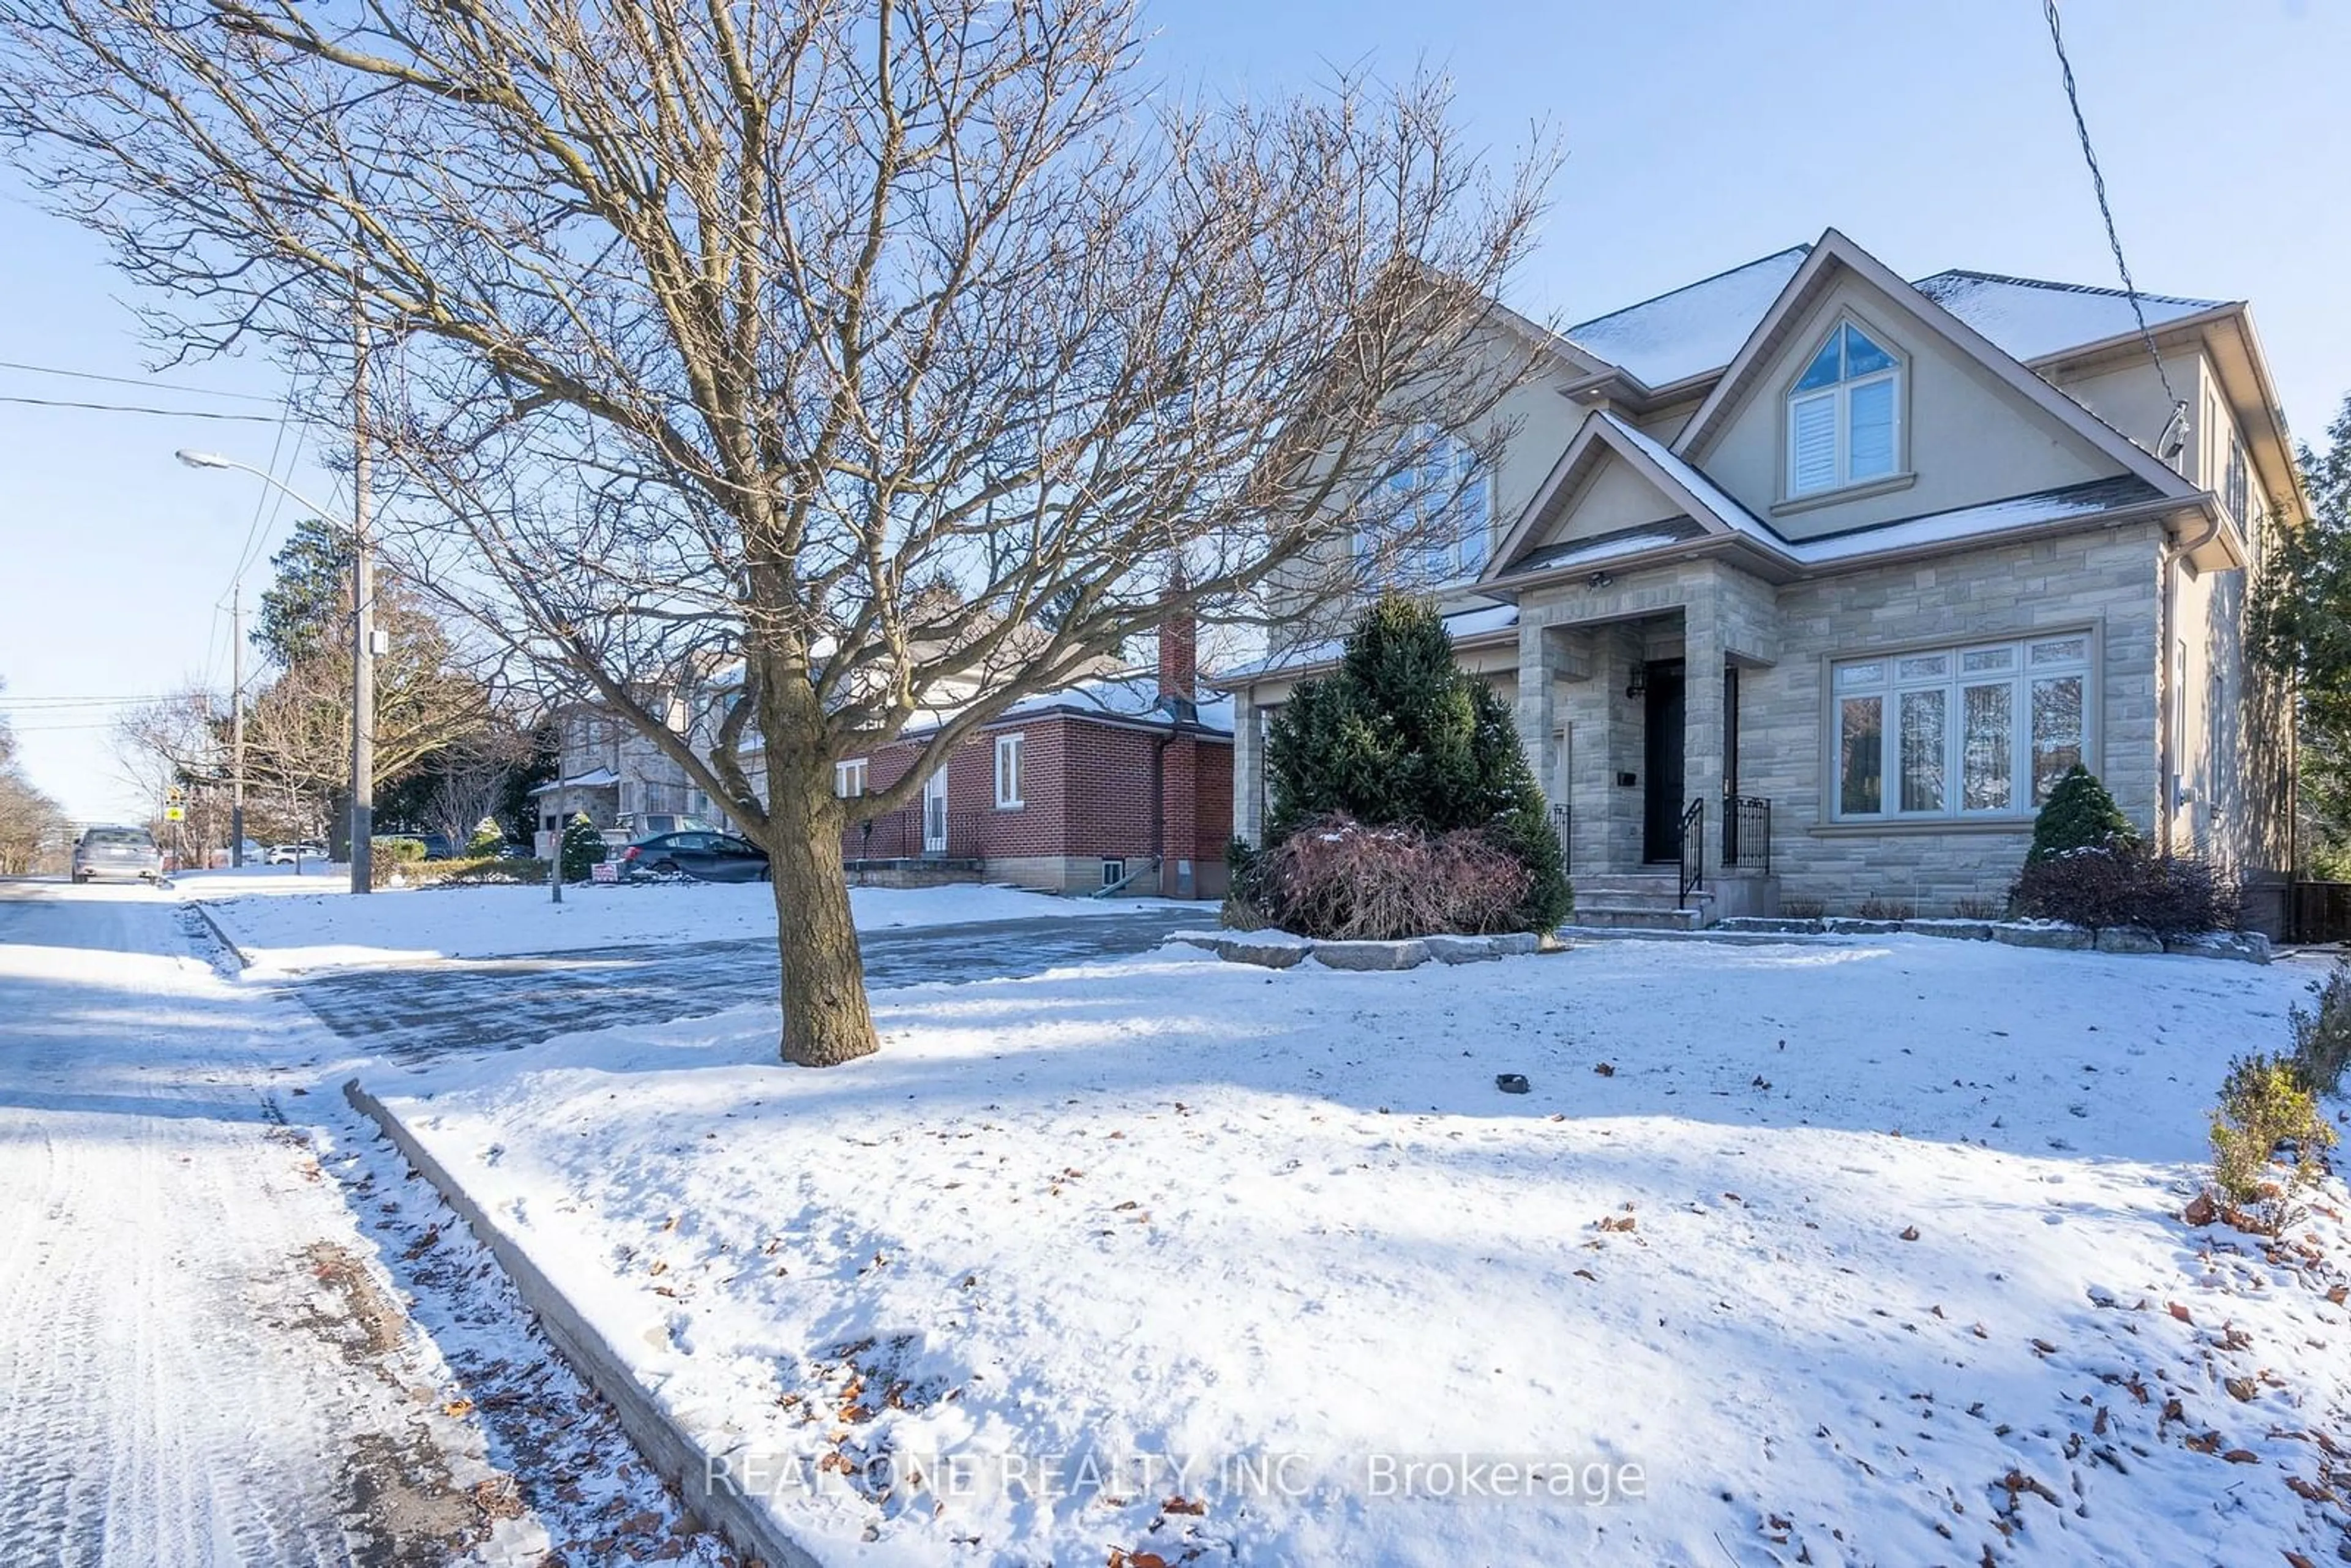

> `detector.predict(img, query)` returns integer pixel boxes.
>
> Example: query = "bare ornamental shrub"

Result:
[1777,898,1826,921]
[2290,958,2351,1097]
[1951,896,2003,921]
[1250,813,1532,941]
[2209,1052,2336,1235]
[1855,896,1916,921]
[2009,842,2241,935]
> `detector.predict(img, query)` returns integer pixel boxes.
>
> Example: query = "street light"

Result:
[176,447,378,895]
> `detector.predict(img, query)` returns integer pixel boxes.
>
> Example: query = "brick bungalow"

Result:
[836,619,1234,899]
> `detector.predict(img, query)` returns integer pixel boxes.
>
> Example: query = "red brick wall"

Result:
[838,713,1232,894]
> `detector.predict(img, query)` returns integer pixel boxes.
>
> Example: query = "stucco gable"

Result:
[1484,411,1766,580]
[1668,231,2195,542]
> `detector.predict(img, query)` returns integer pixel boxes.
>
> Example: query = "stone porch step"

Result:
[1573,871,1708,915]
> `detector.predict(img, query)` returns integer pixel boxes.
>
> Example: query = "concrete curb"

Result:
[186,901,253,972]
[342,1079,822,1568]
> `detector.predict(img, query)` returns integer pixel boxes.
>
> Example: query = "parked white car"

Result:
[266,842,327,866]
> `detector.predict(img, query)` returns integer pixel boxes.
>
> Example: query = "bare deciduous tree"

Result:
[0,0,1559,1065]
[0,681,71,874]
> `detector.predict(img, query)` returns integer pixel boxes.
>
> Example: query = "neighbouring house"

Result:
[530,685,726,841]
[1220,228,2303,931]
[833,618,1234,898]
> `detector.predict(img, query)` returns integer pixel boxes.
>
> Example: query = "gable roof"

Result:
[1560,247,2229,394]
[1483,410,1769,582]
[1484,405,2207,592]
[1564,247,1811,389]
[1910,270,2227,364]
[1667,229,2198,501]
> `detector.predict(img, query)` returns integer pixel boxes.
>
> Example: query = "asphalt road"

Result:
[281,907,1205,1060]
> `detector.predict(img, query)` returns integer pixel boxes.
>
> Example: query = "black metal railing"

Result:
[844,805,985,863]
[1677,797,1704,909]
[1723,795,1772,873]
[1550,803,1572,876]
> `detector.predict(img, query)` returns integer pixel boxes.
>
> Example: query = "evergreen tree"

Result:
[1262,595,1570,930]
[2027,764,2135,863]
[2253,391,2351,871]
[560,812,606,881]
[467,816,505,856]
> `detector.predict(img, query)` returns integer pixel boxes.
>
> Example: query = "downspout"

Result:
[2158,503,2223,858]
[1149,726,1176,895]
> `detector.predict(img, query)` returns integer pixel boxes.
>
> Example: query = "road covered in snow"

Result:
[0,879,734,1567]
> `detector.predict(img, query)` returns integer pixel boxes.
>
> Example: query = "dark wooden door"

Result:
[1642,661,1686,862]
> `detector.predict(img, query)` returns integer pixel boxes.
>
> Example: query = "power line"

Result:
[0,392,285,422]
[0,693,181,708]
[2040,0,2188,433]
[0,357,284,404]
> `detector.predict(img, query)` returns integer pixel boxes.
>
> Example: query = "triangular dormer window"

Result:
[1787,320,1903,498]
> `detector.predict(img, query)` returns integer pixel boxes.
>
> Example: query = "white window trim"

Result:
[994,732,1026,809]
[1826,632,2096,824]
[834,758,869,799]
[1783,317,1907,501]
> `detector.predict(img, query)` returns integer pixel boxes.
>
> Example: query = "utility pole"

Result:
[348,274,377,895]
[230,582,246,868]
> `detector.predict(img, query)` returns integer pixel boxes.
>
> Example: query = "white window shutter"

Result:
[1790,392,1837,495]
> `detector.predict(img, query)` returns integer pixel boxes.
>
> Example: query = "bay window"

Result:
[1830,634,2091,821]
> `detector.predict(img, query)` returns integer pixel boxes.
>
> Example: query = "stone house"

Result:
[1218,229,2301,930]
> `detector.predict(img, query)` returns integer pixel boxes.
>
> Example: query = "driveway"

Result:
[281,907,1203,1060]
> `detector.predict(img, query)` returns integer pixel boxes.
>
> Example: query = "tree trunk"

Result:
[765,756,880,1068]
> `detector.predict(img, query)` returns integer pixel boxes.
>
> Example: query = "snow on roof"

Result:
[1911,271,2224,364]
[1562,248,2224,391]
[898,671,1235,738]
[1787,474,2162,565]
[1512,517,1708,574]
[528,767,620,793]
[1217,602,1518,685]
[1564,247,1810,388]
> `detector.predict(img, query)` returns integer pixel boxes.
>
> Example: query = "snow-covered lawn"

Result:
[184,869,1178,975]
[369,936,2351,1567]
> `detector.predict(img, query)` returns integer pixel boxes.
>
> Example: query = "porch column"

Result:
[1515,615,1558,806]
[1231,688,1263,846]
[1682,593,1727,877]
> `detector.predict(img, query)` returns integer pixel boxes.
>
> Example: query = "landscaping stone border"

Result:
[1711,915,2270,964]
[1169,930,1551,969]
[343,1080,823,1568]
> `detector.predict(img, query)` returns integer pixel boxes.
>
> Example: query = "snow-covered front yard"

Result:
[369,936,2351,1566]
[184,867,1174,974]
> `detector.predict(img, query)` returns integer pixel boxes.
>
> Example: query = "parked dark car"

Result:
[619,830,770,883]
[416,832,456,861]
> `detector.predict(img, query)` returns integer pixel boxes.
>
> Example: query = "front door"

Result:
[922,767,949,856]
[1641,659,1687,862]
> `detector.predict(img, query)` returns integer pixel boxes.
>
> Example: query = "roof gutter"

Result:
[1209,626,1521,691]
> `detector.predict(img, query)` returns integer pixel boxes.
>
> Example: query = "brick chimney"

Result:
[1157,609,1197,707]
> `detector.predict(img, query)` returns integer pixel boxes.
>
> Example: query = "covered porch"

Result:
[1513,563,1782,926]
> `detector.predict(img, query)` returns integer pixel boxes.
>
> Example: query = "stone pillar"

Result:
[1515,614,1559,806]
[1231,689,1263,846]
[1681,590,1727,878]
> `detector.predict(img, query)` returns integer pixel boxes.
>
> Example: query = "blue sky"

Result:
[2,0,2344,820]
